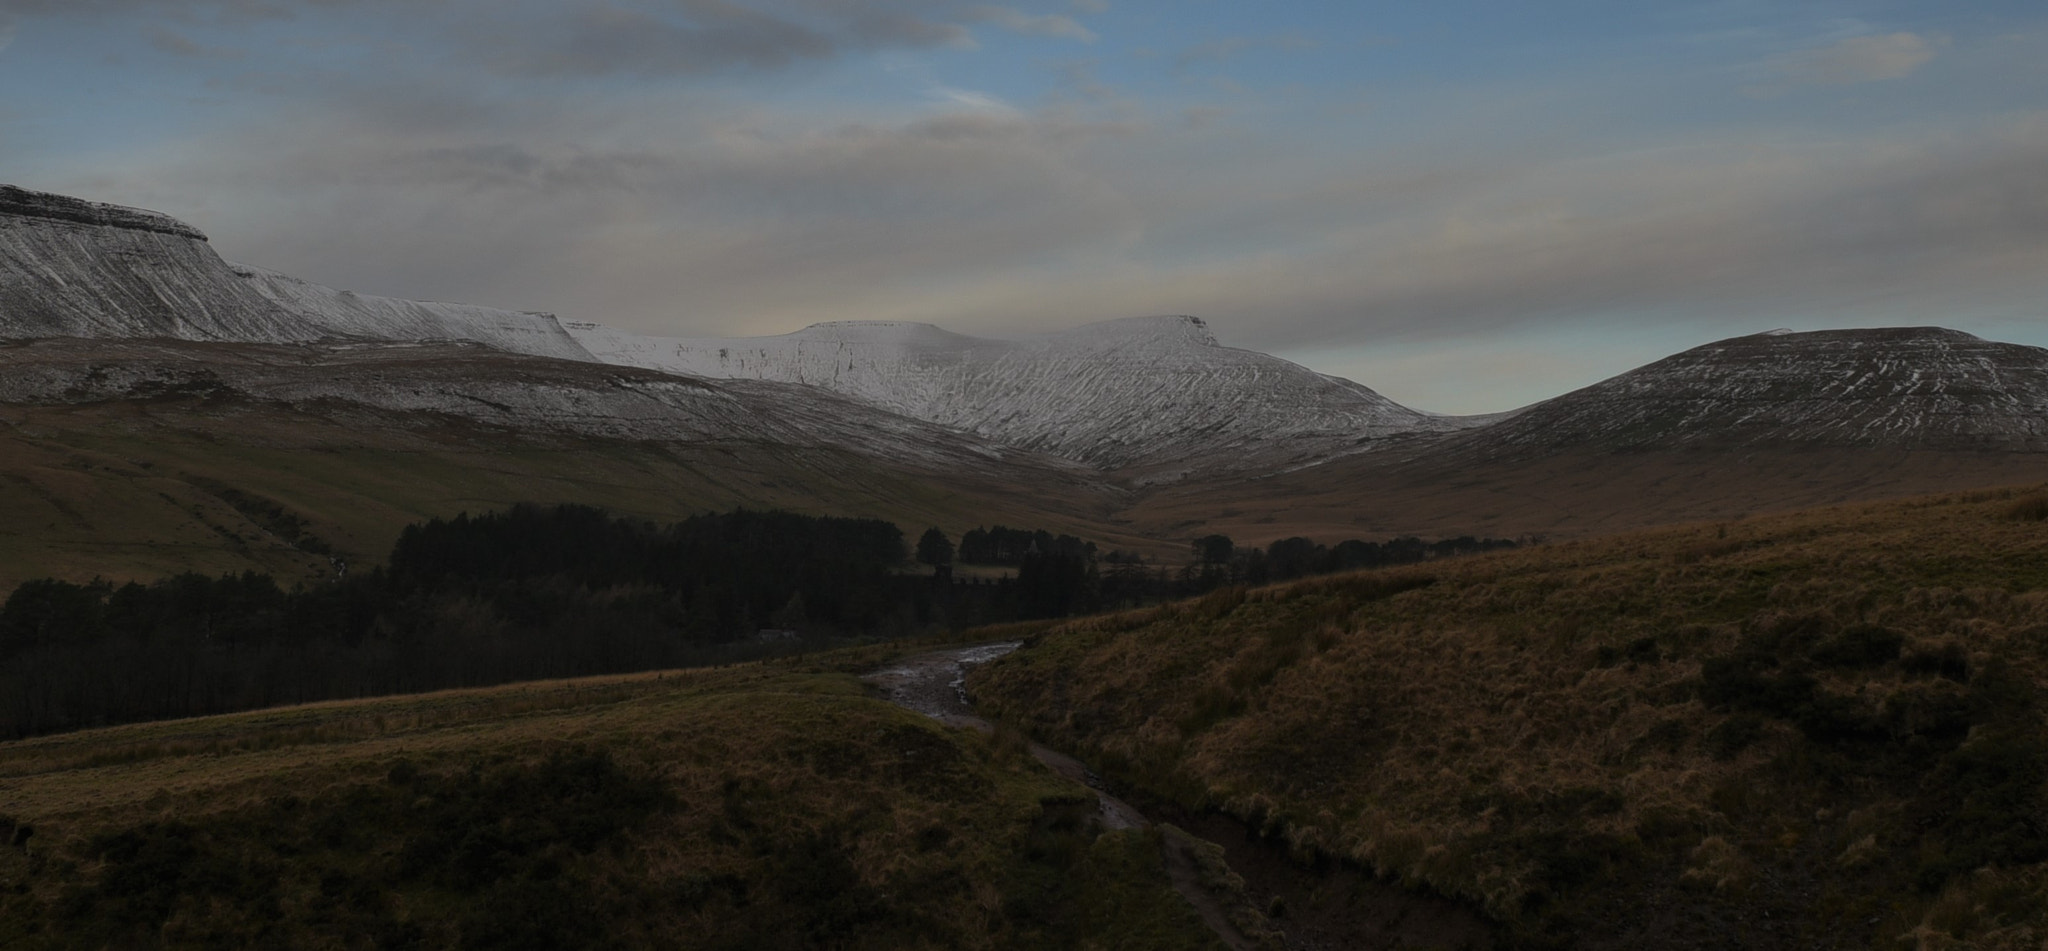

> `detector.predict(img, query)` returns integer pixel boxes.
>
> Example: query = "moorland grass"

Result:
[0,652,1223,950]
[970,483,2048,949]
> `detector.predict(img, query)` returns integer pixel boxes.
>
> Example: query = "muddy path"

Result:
[865,643,1501,951]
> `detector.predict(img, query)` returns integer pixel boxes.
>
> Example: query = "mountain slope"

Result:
[569,315,1486,475]
[0,337,1141,590]
[1469,327,2048,454]
[233,264,594,361]
[0,185,592,361]
[1122,327,2048,544]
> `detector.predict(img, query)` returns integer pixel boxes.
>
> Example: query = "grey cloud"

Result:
[71,102,1142,331]
[967,5,1093,42]
[148,23,243,58]
[6,0,979,77]
[1743,31,1948,97]
[1786,32,1944,84]
[1,0,310,22]
[1127,126,2048,352]
[467,1,837,78]
[1174,33,1313,69]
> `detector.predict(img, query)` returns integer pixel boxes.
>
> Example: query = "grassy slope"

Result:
[972,484,2048,949]
[1124,445,2048,550]
[0,401,1161,592]
[0,648,1222,950]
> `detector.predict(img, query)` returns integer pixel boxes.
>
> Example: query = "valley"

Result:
[7,183,2048,948]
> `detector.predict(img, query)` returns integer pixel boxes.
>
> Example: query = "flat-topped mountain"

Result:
[9,182,2048,549]
[1466,327,2048,455]
[0,185,593,361]
[568,315,1485,473]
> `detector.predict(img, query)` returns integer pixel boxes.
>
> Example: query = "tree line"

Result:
[0,506,1516,739]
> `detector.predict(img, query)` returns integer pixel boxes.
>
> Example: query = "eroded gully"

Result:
[864,642,1500,951]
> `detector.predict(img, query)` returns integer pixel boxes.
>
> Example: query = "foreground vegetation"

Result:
[0,650,1222,949]
[972,484,2048,949]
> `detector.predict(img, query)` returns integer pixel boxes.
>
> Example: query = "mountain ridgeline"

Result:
[5,181,2048,572]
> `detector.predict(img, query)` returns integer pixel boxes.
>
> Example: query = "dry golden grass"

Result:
[973,482,2048,948]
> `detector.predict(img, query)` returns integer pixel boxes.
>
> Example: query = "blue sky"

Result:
[4,0,2046,412]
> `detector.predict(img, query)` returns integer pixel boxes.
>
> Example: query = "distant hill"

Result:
[1465,327,2048,454]
[1132,327,2048,545]
[0,185,593,361]
[8,182,2048,570]
[568,315,1490,476]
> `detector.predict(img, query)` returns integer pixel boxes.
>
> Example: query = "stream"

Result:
[863,642,1501,951]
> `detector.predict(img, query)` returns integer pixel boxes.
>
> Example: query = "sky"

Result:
[3,0,2046,413]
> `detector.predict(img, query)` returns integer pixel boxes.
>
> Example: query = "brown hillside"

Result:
[973,483,2048,948]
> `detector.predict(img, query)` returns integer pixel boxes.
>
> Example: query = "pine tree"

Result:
[916,528,954,567]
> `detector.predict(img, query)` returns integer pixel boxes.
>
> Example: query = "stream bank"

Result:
[865,643,1500,951]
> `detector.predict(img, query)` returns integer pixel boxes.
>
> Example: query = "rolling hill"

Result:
[972,483,2048,949]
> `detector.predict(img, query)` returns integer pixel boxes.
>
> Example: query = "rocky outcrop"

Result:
[0,185,208,241]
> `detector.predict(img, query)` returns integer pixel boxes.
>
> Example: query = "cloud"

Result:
[1052,58,1113,101]
[1746,31,1948,96]
[968,5,1094,43]
[1174,33,1314,69]
[0,0,304,22]
[50,95,1144,333]
[8,0,981,78]
[464,2,837,78]
[147,23,243,58]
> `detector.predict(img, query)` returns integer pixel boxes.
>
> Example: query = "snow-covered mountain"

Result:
[566,316,1487,473]
[1464,327,2048,454]
[0,185,592,361]
[1,184,1479,476]
[0,336,1109,483]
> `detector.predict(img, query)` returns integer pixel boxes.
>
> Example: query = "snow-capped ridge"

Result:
[0,185,207,241]
[1460,325,2048,454]
[229,263,595,362]
[0,184,591,361]
[569,313,1479,472]
[1042,315,1218,348]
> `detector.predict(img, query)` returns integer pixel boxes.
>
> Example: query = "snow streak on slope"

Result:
[568,316,1485,473]
[232,265,593,362]
[0,185,592,361]
[1467,327,2048,453]
[0,186,320,343]
[0,338,1108,480]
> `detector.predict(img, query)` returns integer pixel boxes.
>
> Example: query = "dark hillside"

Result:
[973,483,2048,948]
[0,661,1223,950]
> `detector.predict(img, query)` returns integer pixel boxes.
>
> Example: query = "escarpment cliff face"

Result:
[0,185,593,361]
[0,186,209,239]
[0,185,317,342]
